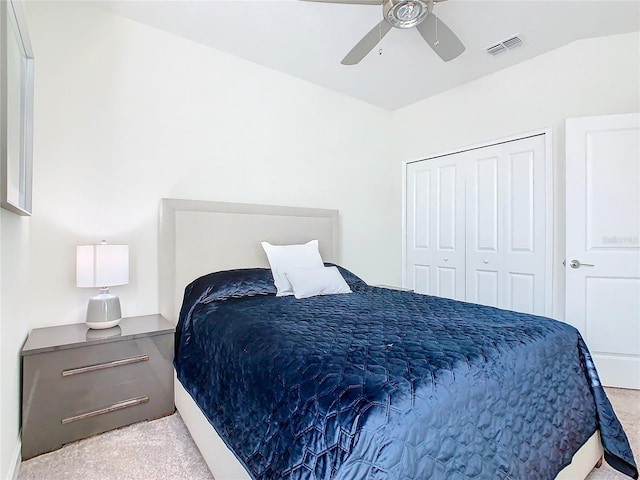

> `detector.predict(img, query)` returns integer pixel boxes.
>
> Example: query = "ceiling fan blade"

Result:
[341,20,392,65]
[416,13,465,62]
[299,0,381,5]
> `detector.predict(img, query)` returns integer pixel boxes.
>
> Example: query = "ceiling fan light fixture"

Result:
[383,0,431,29]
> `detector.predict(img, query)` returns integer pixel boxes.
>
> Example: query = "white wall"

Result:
[391,31,640,320]
[23,1,394,329]
[0,211,30,480]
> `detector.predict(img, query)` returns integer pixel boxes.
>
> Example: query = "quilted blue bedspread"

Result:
[174,267,637,480]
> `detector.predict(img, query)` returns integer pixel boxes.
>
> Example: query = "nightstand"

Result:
[21,314,175,459]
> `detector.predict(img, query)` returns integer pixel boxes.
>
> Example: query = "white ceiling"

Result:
[97,0,640,111]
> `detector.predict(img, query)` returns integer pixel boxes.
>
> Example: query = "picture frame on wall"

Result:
[1,0,34,216]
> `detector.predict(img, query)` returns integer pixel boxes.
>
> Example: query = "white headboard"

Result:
[158,199,339,323]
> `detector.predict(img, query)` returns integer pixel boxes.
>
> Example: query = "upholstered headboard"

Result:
[158,199,339,323]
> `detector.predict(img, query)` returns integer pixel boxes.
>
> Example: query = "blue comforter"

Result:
[174,267,637,480]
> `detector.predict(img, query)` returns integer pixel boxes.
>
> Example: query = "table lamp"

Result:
[77,241,129,329]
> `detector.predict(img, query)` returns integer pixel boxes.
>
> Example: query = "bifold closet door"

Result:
[405,134,548,315]
[464,135,547,314]
[405,156,466,300]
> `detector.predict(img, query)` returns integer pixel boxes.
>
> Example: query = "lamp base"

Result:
[86,293,122,329]
[86,325,122,340]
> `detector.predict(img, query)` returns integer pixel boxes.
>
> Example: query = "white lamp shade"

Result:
[77,244,129,288]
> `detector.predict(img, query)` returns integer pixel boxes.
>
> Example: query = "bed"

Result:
[159,199,637,480]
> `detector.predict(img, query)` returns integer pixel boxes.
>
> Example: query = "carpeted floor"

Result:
[18,413,212,480]
[18,388,639,480]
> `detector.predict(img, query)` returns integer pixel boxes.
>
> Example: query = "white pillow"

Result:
[261,240,324,296]
[284,266,352,299]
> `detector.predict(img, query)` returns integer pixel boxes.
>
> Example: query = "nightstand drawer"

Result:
[21,315,175,460]
[57,352,153,419]
[23,336,170,419]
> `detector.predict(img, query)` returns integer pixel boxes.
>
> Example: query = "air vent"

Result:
[486,44,506,55]
[502,36,523,49]
[485,34,523,55]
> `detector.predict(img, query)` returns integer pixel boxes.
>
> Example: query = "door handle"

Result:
[569,259,595,269]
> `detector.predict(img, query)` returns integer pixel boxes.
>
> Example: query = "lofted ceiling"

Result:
[96,0,640,111]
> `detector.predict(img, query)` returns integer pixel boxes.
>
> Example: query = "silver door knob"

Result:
[569,259,595,269]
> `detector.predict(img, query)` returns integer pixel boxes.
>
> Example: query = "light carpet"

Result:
[18,388,638,480]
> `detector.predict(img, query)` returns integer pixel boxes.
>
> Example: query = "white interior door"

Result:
[406,156,466,300]
[566,112,640,389]
[465,135,547,315]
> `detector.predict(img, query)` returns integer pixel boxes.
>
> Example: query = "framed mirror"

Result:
[1,0,33,216]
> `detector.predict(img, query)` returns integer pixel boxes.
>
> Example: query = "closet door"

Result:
[406,156,466,300]
[404,133,549,315]
[465,135,547,314]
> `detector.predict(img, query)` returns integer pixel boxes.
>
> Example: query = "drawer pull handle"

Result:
[62,355,149,377]
[61,396,149,424]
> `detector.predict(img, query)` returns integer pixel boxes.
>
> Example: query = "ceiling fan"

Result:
[301,0,465,65]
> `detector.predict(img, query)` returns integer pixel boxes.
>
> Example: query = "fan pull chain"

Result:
[434,15,439,47]
[379,21,383,56]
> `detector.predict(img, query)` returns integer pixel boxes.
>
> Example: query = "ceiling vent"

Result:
[486,43,507,55]
[486,35,523,55]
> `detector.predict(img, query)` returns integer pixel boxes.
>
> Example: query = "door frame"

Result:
[401,128,554,317]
